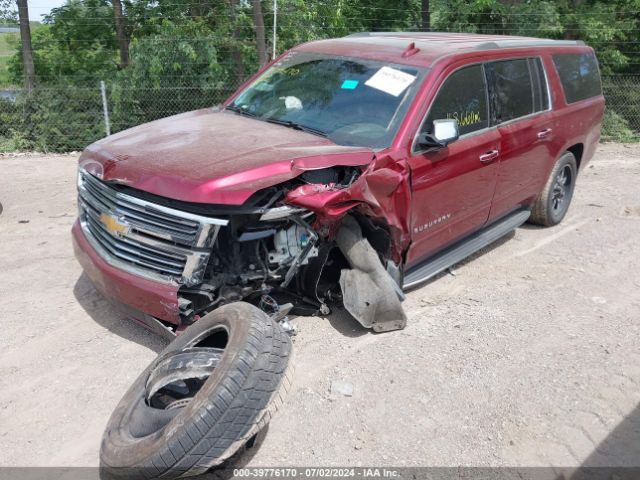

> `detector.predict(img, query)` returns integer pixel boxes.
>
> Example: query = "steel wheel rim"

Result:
[126,325,229,438]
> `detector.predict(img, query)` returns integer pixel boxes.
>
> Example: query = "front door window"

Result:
[422,64,489,137]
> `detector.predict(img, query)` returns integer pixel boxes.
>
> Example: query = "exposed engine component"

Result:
[160,166,366,324]
[177,212,323,322]
[268,223,319,266]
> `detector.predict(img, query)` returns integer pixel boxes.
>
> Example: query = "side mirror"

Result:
[416,118,460,150]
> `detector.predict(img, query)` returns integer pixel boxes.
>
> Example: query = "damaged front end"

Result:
[77,155,410,334]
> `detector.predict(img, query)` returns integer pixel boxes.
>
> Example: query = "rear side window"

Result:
[486,58,549,123]
[552,53,602,103]
[423,64,489,136]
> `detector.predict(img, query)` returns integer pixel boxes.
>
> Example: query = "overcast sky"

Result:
[28,0,67,21]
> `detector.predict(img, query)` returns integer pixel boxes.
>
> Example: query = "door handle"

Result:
[537,128,553,139]
[479,150,499,164]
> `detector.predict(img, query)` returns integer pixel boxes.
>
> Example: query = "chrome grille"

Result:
[77,169,228,285]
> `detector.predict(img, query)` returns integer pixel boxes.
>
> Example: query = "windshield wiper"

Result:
[226,107,327,138]
[225,105,258,117]
[263,117,328,137]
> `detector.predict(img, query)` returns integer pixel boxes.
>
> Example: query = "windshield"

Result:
[228,52,426,149]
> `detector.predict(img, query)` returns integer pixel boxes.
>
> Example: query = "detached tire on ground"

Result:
[529,151,578,227]
[100,302,292,479]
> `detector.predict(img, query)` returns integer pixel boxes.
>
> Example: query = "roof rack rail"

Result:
[345,32,585,49]
[475,39,585,49]
[346,32,456,37]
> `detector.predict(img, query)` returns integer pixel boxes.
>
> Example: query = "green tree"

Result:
[0,0,17,24]
[9,0,119,84]
[110,19,229,130]
[432,0,640,74]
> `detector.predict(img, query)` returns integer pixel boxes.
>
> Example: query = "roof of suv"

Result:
[295,32,585,68]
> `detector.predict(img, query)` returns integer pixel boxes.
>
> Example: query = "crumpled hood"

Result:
[80,109,374,205]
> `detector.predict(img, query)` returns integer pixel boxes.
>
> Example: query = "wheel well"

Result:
[567,143,584,171]
[350,211,391,259]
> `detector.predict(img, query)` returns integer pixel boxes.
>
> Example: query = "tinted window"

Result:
[488,59,534,122]
[553,53,602,103]
[424,64,489,136]
[486,58,549,123]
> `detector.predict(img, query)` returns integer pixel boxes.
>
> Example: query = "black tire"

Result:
[529,151,577,227]
[100,302,292,479]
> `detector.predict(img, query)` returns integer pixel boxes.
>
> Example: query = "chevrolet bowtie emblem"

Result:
[100,213,130,236]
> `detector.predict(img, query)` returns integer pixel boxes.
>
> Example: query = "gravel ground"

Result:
[0,144,639,468]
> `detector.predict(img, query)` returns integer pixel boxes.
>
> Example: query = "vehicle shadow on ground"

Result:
[325,307,370,338]
[403,230,517,294]
[73,272,168,353]
[196,426,271,479]
[318,230,519,337]
[201,404,640,479]
[544,402,640,479]
[571,402,640,474]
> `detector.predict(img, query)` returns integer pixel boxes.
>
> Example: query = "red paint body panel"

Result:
[407,129,502,266]
[285,153,412,263]
[72,220,181,323]
[81,109,374,205]
[404,57,501,266]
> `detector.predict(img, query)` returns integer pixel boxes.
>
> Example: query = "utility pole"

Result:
[421,0,430,32]
[252,0,268,66]
[112,0,129,68]
[272,0,277,59]
[16,0,35,92]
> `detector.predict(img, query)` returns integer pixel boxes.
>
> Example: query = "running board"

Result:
[403,209,531,290]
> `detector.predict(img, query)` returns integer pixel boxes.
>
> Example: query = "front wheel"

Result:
[529,151,577,227]
[100,302,292,479]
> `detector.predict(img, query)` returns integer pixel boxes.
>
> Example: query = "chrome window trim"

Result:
[541,56,553,111]
[493,108,549,128]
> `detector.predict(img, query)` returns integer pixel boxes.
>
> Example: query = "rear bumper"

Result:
[72,220,182,327]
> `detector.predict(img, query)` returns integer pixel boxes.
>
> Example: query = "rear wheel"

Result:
[529,152,577,227]
[100,302,292,479]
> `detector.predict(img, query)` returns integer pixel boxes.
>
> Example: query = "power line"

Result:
[20,0,640,16]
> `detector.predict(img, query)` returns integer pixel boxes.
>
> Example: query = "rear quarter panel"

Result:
[541,48,605,176]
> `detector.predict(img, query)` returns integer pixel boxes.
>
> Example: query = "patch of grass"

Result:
[0,32,18,88]
[601,109,639,143]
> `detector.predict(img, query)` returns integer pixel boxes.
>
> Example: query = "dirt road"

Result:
[0,144,639,468]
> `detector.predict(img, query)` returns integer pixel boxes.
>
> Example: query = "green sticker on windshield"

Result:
[341,79,359,90]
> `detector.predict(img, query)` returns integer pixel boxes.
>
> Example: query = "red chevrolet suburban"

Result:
[72,32,604,334]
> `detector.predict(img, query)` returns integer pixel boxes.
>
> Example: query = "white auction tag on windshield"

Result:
[365,66,416,96]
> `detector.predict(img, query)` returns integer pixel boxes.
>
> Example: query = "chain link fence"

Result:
[601,75,640,142]
[0,78,242,152]
[0,75,638,152]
